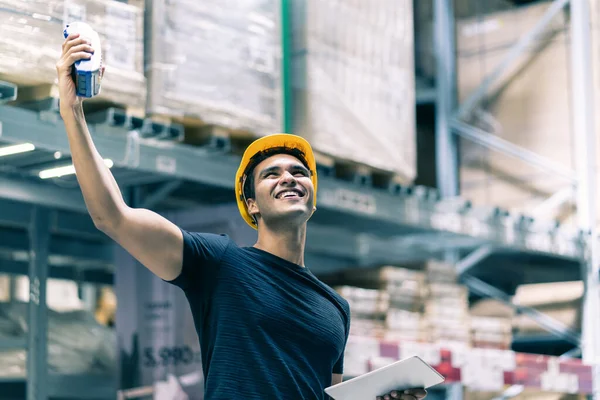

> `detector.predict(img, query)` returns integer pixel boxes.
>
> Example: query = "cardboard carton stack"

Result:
[0,0,146,110]
[144,0,281,136]
[469,298,515,350]
[335,266,428,342]
[335,286,388,339]
[290,0,417,182]
[423,261,471,347]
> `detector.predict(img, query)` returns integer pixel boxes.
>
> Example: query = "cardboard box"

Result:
[0,0,146,109]
[291,0,417,181]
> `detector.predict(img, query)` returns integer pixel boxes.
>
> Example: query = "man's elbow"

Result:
[92,208,125,237]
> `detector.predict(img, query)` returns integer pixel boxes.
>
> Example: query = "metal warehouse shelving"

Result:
[0,0,598,399]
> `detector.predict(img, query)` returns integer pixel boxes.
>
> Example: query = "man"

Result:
[56,32,429,400]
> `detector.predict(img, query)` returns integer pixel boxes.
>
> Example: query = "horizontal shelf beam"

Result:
[0,337,26,350]
[0,105,239,188]
[0,105,587,262]
[0,175,87,213]
[0,228,112,264]
[0,258,113,284]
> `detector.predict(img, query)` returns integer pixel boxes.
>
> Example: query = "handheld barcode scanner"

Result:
[63,22,102,98]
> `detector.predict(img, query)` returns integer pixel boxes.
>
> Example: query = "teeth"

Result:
[279,191,300,198]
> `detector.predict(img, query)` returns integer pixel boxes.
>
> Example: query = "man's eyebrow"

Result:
[290,164,309,172]
[258,164,309,177]
[258,166,280,177]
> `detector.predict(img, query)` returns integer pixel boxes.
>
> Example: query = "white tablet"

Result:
[325,356,445,400]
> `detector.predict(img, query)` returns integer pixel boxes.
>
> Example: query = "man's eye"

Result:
[294,171,308,177]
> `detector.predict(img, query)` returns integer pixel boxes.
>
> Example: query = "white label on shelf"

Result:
[430,212,462,233]
[156,156,176,174]
[321,188,377,215]
[464,217,489,238]
[504,219,515,244]
[525,233,552,252]
[556,239,577,257]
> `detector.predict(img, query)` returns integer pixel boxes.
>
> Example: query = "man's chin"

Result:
[273,207,312,224]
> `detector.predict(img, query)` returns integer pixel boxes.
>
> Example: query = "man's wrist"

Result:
[60,103,84,119]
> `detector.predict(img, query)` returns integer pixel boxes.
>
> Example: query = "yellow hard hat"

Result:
[235,133,318,229]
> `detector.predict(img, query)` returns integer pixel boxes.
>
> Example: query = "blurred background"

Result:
[0,0,599,399]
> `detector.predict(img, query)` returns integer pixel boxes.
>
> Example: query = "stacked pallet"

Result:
[335,286,388,339]
[381,267,428,342]
[333,262,519,351]
[423,261,471,347]
[335,266,428,342]
[470,298,515,350]
[0,0,146,111]
[144,0,281,141]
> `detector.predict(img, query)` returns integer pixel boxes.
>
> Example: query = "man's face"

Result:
[247,153,314,227]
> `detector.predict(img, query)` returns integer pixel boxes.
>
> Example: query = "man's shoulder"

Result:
[180,229,239,263]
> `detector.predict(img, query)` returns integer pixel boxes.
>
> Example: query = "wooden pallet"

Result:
[314,151,410,189]
[148,112,261,154]
[6,81,145,119]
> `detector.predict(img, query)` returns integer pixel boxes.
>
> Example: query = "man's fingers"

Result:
[61,33,80,48]
[406,388,428,398]
[66,52,92,66]
[63,36,87,52]
[67,44,94,56]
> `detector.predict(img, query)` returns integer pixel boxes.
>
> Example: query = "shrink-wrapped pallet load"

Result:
[144,0,281,136]
[0,0,146,110]
[0,302,116,378]
[290,0,417,182]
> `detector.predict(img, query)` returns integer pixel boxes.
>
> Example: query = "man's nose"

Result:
[280,171,297,185]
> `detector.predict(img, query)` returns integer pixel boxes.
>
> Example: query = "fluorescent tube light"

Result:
[0,143,35,157]
[39,159,114,179]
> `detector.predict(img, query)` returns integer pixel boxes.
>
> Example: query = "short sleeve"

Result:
[165,228,230,293]
[333,302,351,375]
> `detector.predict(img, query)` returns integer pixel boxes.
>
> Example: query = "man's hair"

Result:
[242,146,310,201]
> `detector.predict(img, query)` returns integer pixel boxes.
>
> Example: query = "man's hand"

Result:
[55,32,104,113]
[376,388,427,400]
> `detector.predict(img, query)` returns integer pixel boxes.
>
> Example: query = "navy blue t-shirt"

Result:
[166,229,351,399]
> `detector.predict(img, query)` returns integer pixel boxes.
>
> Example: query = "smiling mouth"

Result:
[276,190,305,199]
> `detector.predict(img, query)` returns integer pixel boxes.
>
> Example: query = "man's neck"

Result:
[254,223,307,267]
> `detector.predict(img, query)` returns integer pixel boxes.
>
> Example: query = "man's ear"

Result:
[246,198,259,218]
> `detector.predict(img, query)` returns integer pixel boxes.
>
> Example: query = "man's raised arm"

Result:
[56,32,183,281]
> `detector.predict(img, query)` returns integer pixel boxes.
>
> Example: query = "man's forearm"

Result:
[61,105,126,230]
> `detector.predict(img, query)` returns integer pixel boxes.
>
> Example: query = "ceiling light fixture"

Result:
[39,159,114,179]
[0,143,35,157]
